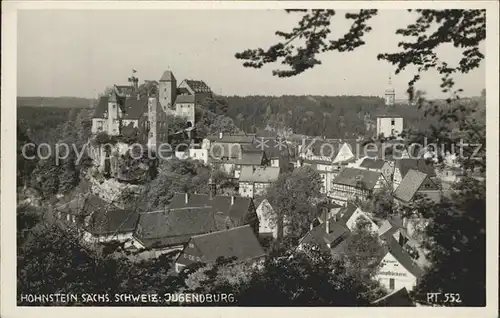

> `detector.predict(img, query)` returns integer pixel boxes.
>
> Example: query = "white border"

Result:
[2,2,499,318]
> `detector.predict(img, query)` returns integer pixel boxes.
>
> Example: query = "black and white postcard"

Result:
[1,1,499,318]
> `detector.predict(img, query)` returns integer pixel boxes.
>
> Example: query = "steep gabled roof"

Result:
[92,96,148,120]
[381,236,424,278]
[300,218,351,252]
[239,166,280,183]
[332,167,382,190]
[135,207,219,248]
[159,70,176,82]
[393,169,428,203]
[338,202,359,223]
[184,80,212,93]
[169,193,253,224]
[176,225,265,266]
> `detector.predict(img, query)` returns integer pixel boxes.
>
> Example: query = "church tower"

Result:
[385,76,395,106]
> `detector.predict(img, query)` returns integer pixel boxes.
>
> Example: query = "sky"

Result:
[17,9,486,99]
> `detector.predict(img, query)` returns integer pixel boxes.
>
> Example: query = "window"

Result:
[389,278,395,290]
[391,119,395,126]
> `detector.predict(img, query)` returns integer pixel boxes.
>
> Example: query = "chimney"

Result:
[208,177,216,200]
[231,196,235,205]
[185,192,189,204]
[325,219,330,234]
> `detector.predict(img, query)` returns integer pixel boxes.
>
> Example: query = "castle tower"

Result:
[107,88,120,135]
[147,97,158,150]
[385,76,395,106]
[159,70,177,113]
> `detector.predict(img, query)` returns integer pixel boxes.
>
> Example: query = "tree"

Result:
[413,177,486,306]
[235,10,487,306]
[138,80,159,97]
[266,166,323,239]
[201,96,229,115]
[233,248,380,306]
[235,9,485,96]
[342,218,386,281]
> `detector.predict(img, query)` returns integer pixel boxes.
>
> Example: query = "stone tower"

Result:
[385,76,395,106]
[107,89,120,136]
[159,70,177,113]
[147,97,158,150]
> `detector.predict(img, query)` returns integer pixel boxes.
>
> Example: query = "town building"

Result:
[393,159,436,191]
[53,193,140,248]
[393,169,442,205]
[336,203,379,233]
[158,71,213,128]
[239,166,280,198]
[174,225,266,273]
[134,206,220,255]
[375,235,424,292]
[330,167,388,206]
[90,70,213,173]
[376,115,404,138]
[358,157,395,185]
[299,216,351,253]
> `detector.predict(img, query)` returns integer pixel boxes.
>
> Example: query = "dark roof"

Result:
[239,166,280,183]
[176,225,265,266]
[209,142,243,159]
[360,158,387,169]
[242,138,290,159]
[332,167,382,190]
[54,193,118,216]
[159,70,176,82]
[92,96,148,119]
[169,193,253,224]
[236,152,264,166]
[54,194,138,235]
[300,218,351,252]
[175,94,196,104]
[371,287,415,306]
[184,80,212,93]
[87,209,139,235]
[135,207,219,248]
[338,203,359,223]
[177,87,190,95]
[395,159,436,177]
[206,134,255,144]
[393,169,428,203]
[115,85,136,96]
[380,234,424,278]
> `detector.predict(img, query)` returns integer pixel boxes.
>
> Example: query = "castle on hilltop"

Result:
[91,70,213,149]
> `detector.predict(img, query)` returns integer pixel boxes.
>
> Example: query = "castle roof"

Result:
[159,70,176,82]
[92,96,148,120]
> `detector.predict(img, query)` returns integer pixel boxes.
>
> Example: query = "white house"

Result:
[337,203,379,233]
[376,116,404,138]
[375,237,424,292]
